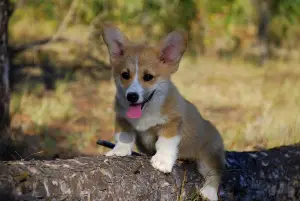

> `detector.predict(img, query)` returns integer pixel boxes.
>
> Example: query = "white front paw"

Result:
[200,185,218,201]
[105,145,132,157]
[151,153,175,173]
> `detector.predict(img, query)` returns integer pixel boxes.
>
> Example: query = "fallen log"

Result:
[0,143,300,201]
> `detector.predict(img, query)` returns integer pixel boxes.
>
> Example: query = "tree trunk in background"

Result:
[251,0,270,65]
[0,144,300,201]
[0,0,11,160]
[257,1,270,65]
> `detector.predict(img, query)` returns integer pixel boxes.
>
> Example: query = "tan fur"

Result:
[158,82,225,169]
[112,44,179,90]
[102,24,225,201]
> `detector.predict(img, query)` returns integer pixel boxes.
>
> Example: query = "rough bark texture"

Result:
[0,0,12,160]
[0,143,300,201]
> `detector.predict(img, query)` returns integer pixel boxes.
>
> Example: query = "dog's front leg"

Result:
[105,118,135,156]
[105,132,135,156]
[151,119,181,173]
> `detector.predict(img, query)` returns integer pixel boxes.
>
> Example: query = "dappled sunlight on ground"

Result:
[10,52,300,159]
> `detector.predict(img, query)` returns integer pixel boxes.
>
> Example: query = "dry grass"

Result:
[8,16,300,158]
[174,58,300,150]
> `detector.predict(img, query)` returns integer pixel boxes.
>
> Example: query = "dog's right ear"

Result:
[102,24,130,64]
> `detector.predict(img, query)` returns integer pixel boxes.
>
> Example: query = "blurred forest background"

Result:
[7,0,300,159]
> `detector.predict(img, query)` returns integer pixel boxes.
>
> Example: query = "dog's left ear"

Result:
[159,30,188,65]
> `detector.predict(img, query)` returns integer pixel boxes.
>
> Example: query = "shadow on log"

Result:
[0,143,300,201]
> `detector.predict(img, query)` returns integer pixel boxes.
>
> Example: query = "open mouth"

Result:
[136,90,156,110]
[126,90,156,119]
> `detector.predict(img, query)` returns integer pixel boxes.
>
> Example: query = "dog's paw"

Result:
[105,145,132,157]
[200,185,218,201]
[150,153,175,173]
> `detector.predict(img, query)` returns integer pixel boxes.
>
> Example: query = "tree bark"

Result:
[0,143,300,201]
[0,0,11,160]
[251,0,270,65]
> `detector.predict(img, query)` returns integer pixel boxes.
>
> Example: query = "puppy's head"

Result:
[102,24,187,119]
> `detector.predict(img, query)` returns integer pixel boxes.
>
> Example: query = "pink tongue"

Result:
[126,104,142,119]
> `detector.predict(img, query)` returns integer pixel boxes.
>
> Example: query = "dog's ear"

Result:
[158,30,188,65]
[102,24,130,64]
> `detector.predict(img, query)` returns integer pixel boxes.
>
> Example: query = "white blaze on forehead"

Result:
[134,56,139,81]
[126,56,144,102]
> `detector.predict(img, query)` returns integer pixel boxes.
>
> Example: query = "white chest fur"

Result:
[127,110,168,132]
[118,79,171,132]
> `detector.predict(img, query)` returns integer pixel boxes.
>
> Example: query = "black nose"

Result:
[127,92,139,103]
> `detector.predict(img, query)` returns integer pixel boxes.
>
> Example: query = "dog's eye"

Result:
[143,74,154,82]
[121,71,130,80]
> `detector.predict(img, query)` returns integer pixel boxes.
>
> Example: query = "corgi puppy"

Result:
[102,24,225,201]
